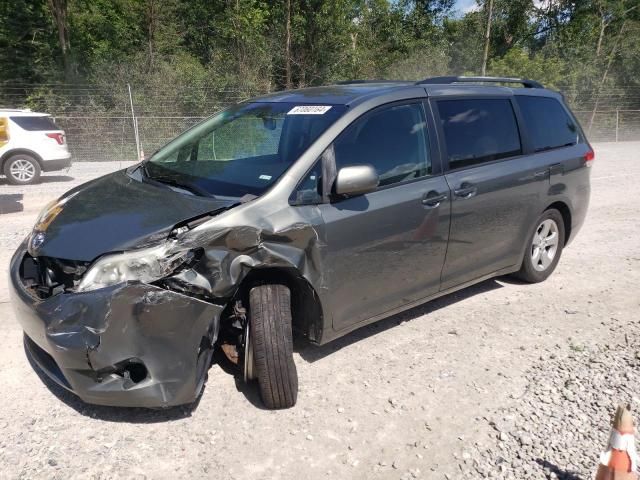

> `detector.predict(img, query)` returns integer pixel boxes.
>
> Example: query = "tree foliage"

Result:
[1,0,639,111]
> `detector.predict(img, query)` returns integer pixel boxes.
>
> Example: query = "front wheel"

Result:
[247,284,298,409]
[514,209,565,283]
[3,154,41,185]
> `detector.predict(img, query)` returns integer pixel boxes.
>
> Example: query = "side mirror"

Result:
[334,165,379,197]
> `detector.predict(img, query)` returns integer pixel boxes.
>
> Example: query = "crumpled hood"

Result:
[30,169,236,261]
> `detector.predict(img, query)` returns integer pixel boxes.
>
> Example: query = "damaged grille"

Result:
[20,253,89,299]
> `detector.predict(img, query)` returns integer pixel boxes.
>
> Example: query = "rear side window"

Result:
[437,98,521,169]
[10,116,59,131]
[515,96,580,152]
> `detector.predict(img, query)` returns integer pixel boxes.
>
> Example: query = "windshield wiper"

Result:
[140,161,151,178]
[140,166,216,198]
[534,142,575,153]
[154,176,216,198]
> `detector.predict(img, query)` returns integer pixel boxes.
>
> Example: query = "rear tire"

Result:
[249,284,298,409]
[514,209,565,283]
[3,154,41,185]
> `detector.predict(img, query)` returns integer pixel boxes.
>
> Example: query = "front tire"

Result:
[3,154,41,185]
[514,209,565,283]
[248,284,298,409]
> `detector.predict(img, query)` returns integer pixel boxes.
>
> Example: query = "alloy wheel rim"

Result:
[9,159,35,182]
[243,321,255,382]
[531,218,559,271]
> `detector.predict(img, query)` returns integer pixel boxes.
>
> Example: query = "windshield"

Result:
[145,102,346,197]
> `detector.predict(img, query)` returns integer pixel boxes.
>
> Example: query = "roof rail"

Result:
[416,76,544,89]
[335,79,408,85]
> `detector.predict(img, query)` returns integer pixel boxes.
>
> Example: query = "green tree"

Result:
[0,0,56,85]
[2,0,640,116]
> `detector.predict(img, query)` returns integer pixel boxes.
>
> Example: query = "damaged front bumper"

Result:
[9,245,223,408]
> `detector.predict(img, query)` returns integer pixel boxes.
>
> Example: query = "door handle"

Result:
[534,170,548,179]
[453,184,477,199]
[422,191,447,207]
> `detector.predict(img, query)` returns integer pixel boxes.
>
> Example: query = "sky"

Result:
[455,0,546,14]
[455,0,480,14]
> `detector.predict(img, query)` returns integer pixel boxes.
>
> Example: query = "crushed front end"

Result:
[9,242,223,408]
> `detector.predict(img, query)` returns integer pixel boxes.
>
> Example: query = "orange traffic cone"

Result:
[596,405,639,480]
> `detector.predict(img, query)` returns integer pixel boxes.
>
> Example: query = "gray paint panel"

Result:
[441,155,549,288]
[320,175,450,330]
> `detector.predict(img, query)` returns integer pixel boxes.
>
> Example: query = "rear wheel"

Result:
[3,154,41,185]
[514,209,565,283]
[247,284,298,409]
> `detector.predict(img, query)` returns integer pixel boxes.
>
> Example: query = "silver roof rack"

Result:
[416,76,543,89]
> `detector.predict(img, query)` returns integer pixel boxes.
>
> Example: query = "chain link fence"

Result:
[573,110,640,142]
[51,115,210,162]
[2,84,640,162]
[0,84,249,162]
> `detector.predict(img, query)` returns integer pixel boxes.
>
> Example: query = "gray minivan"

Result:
[10,77,592,409]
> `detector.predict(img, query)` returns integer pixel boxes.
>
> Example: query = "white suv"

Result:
[0,109,72,185]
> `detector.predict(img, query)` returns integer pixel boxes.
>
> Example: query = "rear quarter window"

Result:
[437,98,522,170]
[10,116,60,131]
[515,96,581,151]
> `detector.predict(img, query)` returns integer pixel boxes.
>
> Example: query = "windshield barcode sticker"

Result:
[287,105,332,115]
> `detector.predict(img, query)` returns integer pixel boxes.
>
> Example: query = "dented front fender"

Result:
[10,246,222,407]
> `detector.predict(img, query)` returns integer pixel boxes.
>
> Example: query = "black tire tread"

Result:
[249,284,298,409]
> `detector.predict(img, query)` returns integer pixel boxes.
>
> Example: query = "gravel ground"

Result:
[0,144,639,479]
[460,342,640,479]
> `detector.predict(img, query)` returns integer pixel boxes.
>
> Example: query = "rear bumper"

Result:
[567,183,590,246]
[9,244,223,408]
[41,157,72,172]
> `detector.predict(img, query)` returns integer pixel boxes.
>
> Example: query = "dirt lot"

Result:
[0,143,639,479]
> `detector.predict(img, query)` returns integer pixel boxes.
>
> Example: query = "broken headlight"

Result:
[77,242,194,292]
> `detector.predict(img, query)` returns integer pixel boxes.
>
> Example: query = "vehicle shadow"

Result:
[535,459,584,480]
[496,275,528,285]
[39,175,75,184]
[0,175,74,186]
[296,277,505,363]
[0,193,24,213]
[213,348,269,410]
[25,342,203,423]
[217,278,506,408]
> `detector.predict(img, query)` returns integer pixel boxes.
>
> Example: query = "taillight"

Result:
[45,132,64,145]
[584,149,594,167]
